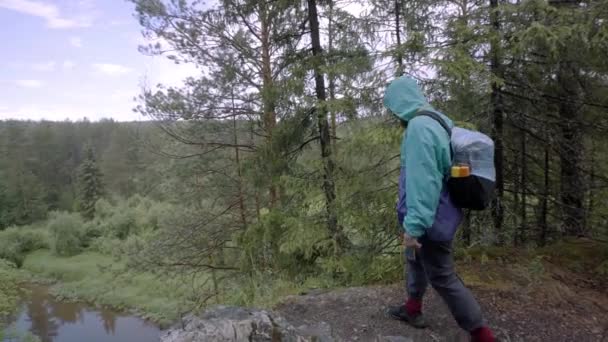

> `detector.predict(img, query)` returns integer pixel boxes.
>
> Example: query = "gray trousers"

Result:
[406,237,484,332]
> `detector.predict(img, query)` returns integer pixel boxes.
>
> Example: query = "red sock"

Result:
[404,298,422,316]
[471,326,495,342]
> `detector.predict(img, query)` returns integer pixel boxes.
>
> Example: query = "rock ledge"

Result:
[160,306,334,342]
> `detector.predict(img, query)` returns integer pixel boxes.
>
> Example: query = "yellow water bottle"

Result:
[451,165,471,178]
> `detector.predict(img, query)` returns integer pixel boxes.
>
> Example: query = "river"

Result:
[3,285,161,342]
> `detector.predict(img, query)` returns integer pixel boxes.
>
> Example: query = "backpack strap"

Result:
[416,110,454,163]
[416,110,452,137]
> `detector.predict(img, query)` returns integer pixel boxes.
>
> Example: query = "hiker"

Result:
[383,76,496,342]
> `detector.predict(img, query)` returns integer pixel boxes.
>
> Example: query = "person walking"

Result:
[383,76,496,342]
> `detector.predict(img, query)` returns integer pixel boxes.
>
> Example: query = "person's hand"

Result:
[403,232,422,249]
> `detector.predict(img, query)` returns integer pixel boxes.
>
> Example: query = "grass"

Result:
[455,238,608,292]
[22,250,200,327]
[539,237,608,276]
[223,273,316,309]
[9,249,319,329]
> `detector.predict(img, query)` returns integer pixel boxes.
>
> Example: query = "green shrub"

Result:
[90,235,124,257]
[0,226,47,267]
[81,220,103,248]
[134,201,169,232]
[94,196,177,240]
[47,211,85,256]
[126,194,145,208]
[106,209,136,239]
[94,198,114,219]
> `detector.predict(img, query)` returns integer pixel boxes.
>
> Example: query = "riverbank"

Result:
[0,261,22,321]
[0,250,314,333]
[0,262,40,341]
[0,250,200,330]
[18,250,198,328]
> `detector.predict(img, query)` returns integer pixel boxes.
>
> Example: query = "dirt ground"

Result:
[276,271,608,341]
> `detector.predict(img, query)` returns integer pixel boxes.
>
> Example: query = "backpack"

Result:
[417,111,496,210]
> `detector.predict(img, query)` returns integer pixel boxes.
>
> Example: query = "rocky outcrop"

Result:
[160,306,335,342]
[160,305,417,342]
[375,337,414,342]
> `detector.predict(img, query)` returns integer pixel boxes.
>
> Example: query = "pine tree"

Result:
[77,146,104,220]
[489,0,505,243]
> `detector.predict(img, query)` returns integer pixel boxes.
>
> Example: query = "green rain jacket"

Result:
[384,76,461,239]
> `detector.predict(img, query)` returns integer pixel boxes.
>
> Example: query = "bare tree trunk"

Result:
[490,0,505,245]
[307,0,346,256]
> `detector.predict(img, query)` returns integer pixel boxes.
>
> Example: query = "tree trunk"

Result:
[394,0,404,76]
[513,154,520,244]
[210,255,220,304]
[307,0,346,256]
[251,124,261,222]
[587,142,595,235]
[462,210,471,246]
[550,0,586,238]
[558,65,585,237]
[232,87,247,229]
[328,0,337,150]
[489,0,505,245]
[255,191,261,222]
[518,130,527,245]
[260,4,278,208]
[539,145,549,245]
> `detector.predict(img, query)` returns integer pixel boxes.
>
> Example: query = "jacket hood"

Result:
[383,76,434,122]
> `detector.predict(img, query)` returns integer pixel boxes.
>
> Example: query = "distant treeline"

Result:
[0,120,168,228]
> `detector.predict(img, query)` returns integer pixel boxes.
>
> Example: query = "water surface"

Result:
[4,285,161,342]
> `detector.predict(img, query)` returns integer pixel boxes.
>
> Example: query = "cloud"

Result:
[32,61,56,71]
[62,60,76,70]
[344,3,365,15]
[0,104,143,122]
[92,63,132,76]
[16,79,44,88]
[145,58,198,87]
[135,35,199,87]
[0,0,92,29]
[109,89,135,102]
[69,36,82,48]
[108,20,126,27]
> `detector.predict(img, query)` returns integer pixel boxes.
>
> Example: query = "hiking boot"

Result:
[471,326,496,342]
[386,305,428,329]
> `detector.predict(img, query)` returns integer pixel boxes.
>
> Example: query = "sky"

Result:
[0,0,198,121]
